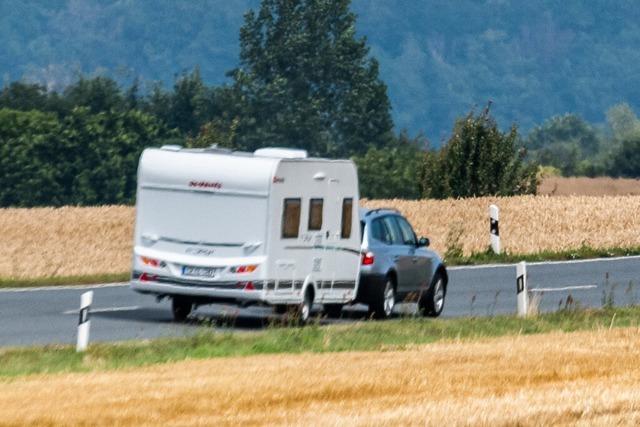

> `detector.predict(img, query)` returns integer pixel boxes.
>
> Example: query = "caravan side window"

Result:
[282,198,301,238]
[308,198,323,230]
[340,198,353,238]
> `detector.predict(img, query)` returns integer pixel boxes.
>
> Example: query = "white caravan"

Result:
[130,146,361,322]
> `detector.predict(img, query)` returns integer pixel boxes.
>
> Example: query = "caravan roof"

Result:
[139,146,353,197]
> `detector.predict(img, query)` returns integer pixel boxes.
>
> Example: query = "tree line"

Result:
[0,70,538,206]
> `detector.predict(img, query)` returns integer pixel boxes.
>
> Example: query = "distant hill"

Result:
[3,0,640,141]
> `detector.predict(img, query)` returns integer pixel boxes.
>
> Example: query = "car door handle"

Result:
[412,257,419,263]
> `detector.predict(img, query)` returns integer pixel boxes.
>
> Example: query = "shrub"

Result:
[420,104,538,199]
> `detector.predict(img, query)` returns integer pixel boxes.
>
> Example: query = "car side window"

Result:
[395,216,417,246]
[381,216,403,245]
[371,218,392,244]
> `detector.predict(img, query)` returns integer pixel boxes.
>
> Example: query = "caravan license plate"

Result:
[182,266,222,278]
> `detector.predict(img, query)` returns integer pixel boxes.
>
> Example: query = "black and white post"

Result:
[489,204,500,254]
[76,291,93,352]
[516,261,528,317]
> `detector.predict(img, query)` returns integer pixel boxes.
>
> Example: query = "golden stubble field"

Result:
[365,195,640,256]
[0,205,134,279]
[2,195,640,279]
[2,328,640,426]
[538,176,640,196]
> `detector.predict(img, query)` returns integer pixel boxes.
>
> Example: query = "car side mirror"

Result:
[417,237,430,247]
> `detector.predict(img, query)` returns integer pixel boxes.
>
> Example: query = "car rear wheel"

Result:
[369,278,395,319]
[420,272,446,317]
[171,296,193,322]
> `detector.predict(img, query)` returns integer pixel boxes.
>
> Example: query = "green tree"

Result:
[525,114,602,176]
[421,105,537,199]
[62,108,169,205]
[63,76,127,114]
[606,103,640,142]
[611,136,640,178]
[143,69,233,138]
[0,82,50,111]
[186,117,240,149]
[606,104,640,177]
[166,69,207,136]
[0,107,170,207]
[230,0,394,157]
[0,109,66,206]
[353,132,423,199]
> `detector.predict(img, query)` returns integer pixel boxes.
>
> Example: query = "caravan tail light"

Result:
[140,256,160,267]
[230,264,258,274]
[235,281,256,291]
[361,251,375,265]
[139,273,158,282]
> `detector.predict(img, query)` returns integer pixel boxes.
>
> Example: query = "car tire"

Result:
[324,304,343,319]
[171,296,193,322]
[420,272,446,317]
[369,277,395,319]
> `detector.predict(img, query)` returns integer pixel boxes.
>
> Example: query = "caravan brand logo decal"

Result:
[185,247,216,256]
[189,181,222,189]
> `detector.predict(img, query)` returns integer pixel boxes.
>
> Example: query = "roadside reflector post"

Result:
[489,204,500,254]
[76,291,93,352]
[516,262,528,317]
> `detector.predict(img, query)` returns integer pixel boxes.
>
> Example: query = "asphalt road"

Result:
[1,256,639,347]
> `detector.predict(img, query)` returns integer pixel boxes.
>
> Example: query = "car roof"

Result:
[359,207,401,221]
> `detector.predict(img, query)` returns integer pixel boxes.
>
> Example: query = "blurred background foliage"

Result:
[2,0,640,205]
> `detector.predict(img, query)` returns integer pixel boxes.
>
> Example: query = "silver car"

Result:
[352,208,448,319]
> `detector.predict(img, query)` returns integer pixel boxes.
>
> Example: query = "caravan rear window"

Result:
[308,198,323,230]
[282,198,301,238]
[341,198,353,238]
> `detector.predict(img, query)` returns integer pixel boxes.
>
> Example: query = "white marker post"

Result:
[489,204,500,254]
[76,291,93,352]
[516,261,528,317]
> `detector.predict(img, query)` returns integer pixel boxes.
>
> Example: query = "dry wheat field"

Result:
[365,195,640,256]
[538,176,640,196]
[0,205,134,279]
[2,327,640,426]
[1,195,640,279]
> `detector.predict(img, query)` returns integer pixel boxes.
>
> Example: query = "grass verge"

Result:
[0,273,129,288]
[445,245,640,265]
[1,306,638,378]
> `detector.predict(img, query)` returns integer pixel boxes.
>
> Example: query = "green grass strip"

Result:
[446,245,640,265]
[1,306,638,378]
[0,273,129,288]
